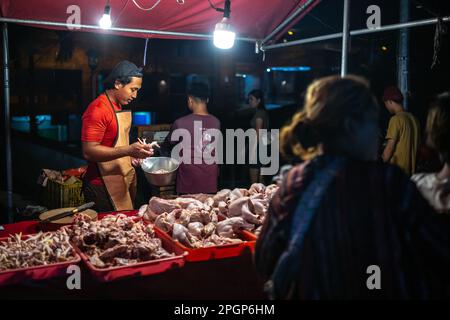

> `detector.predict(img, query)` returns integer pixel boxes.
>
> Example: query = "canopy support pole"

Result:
[341,0,350,77]
[398,0,410,109]
[262,16,450,50]
[2,23,13,223]
[0,17,256,42]
[261,0,317,46]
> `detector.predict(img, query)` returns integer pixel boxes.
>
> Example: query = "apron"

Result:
[97,93,136,211]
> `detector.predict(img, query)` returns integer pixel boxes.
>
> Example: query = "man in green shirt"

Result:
[382,86,419,176]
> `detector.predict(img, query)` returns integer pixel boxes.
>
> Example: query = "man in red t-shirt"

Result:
[81,61,154,212]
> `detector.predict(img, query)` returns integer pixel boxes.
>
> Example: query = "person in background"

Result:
[81,61,154,212]
[382,86,420,175]
[255,75,450,299]
[412,92,450,213]
[248,89,269,185]
[160,81,220,194]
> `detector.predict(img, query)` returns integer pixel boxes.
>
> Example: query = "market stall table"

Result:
[0,211,265,300]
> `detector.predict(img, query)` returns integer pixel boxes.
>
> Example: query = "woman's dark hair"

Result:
[249,89,266,110]
[280,75,379,161]
[426,92,450,163]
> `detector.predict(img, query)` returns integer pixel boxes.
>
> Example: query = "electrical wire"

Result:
[113,0,131,25]
[132,0,162,11]
[143,38,149,67]
[208,0,224,13]
[411,0,439,18]
[411,0,448,69]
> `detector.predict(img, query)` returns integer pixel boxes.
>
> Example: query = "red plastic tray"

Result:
[72,214,187,282]
[153,226,256,262]
[0,234,81,287]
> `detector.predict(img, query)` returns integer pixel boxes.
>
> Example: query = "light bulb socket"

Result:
[104,3,111,15]
[223,0,231,19]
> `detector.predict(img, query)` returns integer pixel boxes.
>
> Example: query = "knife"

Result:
[40,202,96,224]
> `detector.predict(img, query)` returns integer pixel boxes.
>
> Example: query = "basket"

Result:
[43,177,84,209]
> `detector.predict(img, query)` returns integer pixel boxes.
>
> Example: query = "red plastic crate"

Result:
[0,234,81,287]
[72,213,187,282]
[153,226,256,262]
[242,229,258,241]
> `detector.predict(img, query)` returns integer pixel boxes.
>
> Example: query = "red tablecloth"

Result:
[0,220,39,237]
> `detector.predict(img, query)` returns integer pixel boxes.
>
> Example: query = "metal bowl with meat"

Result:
[141,157,180,187]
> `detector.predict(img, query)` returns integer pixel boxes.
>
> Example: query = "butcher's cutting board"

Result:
[39,207,97,225]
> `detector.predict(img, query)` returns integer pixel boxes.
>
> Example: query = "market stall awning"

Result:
[0,0,320,42]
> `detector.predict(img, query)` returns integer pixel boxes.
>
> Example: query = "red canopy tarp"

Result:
[0,0,320,42]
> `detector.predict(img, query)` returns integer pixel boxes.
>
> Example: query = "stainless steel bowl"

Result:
[141,157,180,187]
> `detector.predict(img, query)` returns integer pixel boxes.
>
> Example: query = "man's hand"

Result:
[131,157,143,167]
[83,141,154,163]
[128,141,154,159]
[382,139,396,163]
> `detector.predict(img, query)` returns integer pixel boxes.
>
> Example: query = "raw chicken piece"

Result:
[239,188,250,196]
[250,193,265,200]
[241,202,262,225]
[200,210,212,224]
[216,217,245,238]
[166,209,180,224]
[213,189,231,205]
[209,233,243,245]
[227,197,250,217]
[265,184,279,198]
[189,209,204,224]
[178,209,192,226]
[172,223,192,247]
[138,204,148,217]
[229,188,244,202]
[175,197,204,209]
[205,197,214,208]
[187,222,204,238]
[202,222,216,238]
[146,197,181,221]
[249,183,266,195]
[210,211,219,224]
[248,198,266,216]
[154,213,173,233]
[181,193,212,203]
[242,219,256,231]
[218,201,228,214]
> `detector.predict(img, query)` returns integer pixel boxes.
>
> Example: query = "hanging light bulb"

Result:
[99,1,112,29]
[214,18,236,49]
[212,0,235,49]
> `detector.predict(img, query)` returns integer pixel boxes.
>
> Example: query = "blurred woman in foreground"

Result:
[255,75,450,299]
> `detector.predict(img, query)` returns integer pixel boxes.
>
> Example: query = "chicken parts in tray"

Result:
[66,213,174,268]
[139,183,279,246]
[0,230,77,272]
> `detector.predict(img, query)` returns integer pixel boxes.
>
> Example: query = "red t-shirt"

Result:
[81,94,121,185]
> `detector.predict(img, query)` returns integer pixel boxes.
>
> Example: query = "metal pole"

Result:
[398,0,410,110]
[341,0,350,77]
[2,23,13,223]
[0,17,256,43]
[261,0,317,46]
[263,16,450,50]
